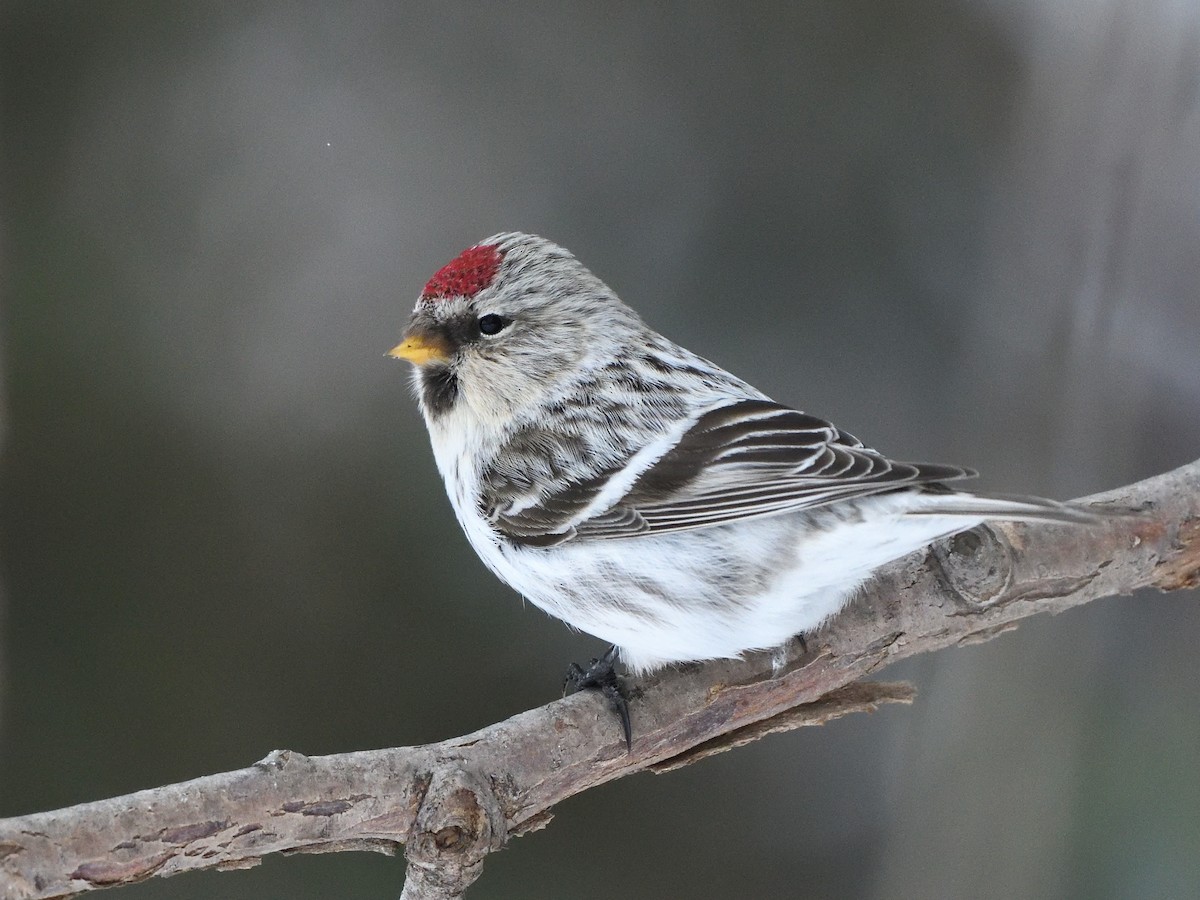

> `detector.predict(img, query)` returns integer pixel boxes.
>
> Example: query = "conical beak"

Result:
[388,331,450,365]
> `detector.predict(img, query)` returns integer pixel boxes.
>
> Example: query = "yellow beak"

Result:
[388,332,450,365]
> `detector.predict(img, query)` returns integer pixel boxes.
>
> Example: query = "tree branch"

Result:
[2,459,1197,900]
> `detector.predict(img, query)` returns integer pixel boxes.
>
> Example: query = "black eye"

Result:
[478,314,507,336]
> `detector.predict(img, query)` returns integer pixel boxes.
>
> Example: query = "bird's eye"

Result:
[478,314,507,336]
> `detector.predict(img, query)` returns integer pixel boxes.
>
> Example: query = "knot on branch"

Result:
[1153,515,1200,590]
[401,767,506,900]
[932,525,1015,608]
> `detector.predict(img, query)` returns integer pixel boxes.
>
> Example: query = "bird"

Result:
[390,232,1096,740]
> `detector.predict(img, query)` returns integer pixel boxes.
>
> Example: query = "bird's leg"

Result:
[564,644,632,752]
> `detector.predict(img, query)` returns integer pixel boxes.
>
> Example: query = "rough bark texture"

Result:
[1,459,1196,900]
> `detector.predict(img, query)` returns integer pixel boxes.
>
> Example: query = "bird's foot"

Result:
[771,633,809,676]
[564,644,632,752]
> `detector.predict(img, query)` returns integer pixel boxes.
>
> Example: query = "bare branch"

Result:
[1,459,1196,900]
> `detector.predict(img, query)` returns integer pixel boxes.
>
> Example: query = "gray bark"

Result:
[0,458,1196,900]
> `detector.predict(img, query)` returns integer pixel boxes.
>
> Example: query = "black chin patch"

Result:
[421,365,460,417]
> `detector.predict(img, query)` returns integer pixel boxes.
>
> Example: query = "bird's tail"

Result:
[907,491,1111,525]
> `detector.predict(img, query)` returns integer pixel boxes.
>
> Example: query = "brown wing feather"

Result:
[491,399,976,546]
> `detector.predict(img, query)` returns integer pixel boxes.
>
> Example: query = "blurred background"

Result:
[2,2,1198,898]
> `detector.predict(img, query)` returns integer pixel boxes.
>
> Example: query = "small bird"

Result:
[391,233,1092,736]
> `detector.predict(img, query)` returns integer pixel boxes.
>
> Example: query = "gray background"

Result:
[2,2,1198,898]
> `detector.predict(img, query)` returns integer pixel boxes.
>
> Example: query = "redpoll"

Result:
[390,233,1092,681]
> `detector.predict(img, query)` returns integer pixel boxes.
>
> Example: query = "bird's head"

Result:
[391,233,641,426]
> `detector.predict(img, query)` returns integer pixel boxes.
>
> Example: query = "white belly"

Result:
[486,496,982,673]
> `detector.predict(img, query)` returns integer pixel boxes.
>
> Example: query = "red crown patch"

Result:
[421,244,503,300]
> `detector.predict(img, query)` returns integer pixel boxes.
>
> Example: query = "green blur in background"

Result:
[2,2,1198,898]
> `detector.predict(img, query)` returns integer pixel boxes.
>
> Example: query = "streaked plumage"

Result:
[392,233,1092,672]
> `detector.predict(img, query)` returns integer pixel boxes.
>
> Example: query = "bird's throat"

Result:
[420,365,460,418]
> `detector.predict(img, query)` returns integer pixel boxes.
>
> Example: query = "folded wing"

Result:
[491,399,976,546]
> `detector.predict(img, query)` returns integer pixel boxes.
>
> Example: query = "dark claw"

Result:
[564,645,632,752]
